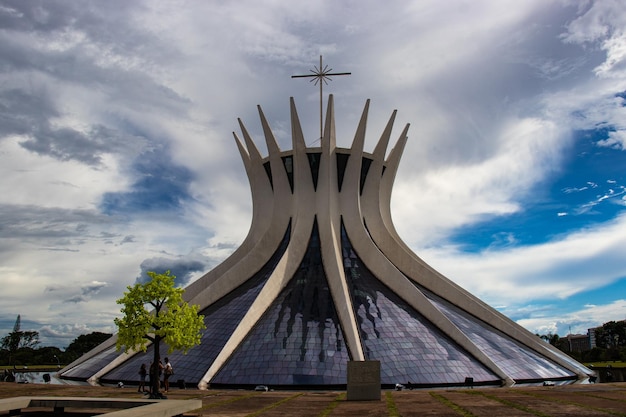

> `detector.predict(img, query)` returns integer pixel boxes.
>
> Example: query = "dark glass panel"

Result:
[262,161,273,190]
[60,345,119,380]
[100,223,292,385]
[359,157,372,195]
[212,220,349,386]
[420,288,577,382]
[282,155,294,193]
[336,153,349,192]
[341,224,500,385]
[307,152,321,191]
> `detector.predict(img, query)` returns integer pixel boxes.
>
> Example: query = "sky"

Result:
[1,0,625,349]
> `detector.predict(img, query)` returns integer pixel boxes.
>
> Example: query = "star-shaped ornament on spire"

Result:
[292,55,351,140]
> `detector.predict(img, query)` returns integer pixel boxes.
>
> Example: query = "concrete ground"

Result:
[1,381,625,416]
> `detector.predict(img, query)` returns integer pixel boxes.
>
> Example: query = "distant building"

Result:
[589,328,597,348]
[560,334,591,353]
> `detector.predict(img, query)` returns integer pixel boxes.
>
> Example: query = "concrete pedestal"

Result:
[347,360,380,401]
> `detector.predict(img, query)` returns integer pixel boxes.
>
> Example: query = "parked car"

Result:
[254,385,269,392]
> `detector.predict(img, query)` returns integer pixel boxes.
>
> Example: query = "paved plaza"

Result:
[1,381,626,416]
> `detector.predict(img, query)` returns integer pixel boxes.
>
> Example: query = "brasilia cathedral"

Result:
[60,95,594,389]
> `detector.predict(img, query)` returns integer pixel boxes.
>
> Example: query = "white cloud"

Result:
[392,117,568,246]
[0,139,129,209]
[518,299,626,336]
[1,0,626,346]
[597,130,626,150]
[561,0,626,78]
[420,213,626,306]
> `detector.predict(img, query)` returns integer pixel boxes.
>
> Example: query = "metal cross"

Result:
[292,55,351,140]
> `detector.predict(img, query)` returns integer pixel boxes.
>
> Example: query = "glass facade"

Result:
[61,345,119,380]
[60,111,593,390]
[335,153,372,194]
[341,225,500,385]
[421,289,577,382]
[336,152,350,192]
[211,220,349,386]
[262,161,273,190]
[98,223,292,385]
[359,157,372,195]
[307,152,321,190]
[65,218,584,388]
[282,155,294,192]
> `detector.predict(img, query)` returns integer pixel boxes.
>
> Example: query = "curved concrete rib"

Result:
[197,96,589,386]
[185,123,271,299]
[317,95,365,361]
[364,124,588,379]
[67,97,592,388]
[342,111,511,385]
[187,107,293,310]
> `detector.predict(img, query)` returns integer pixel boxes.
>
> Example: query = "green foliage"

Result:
[114,270,205,355]
[64,332,112,362]
[115,270,205,396]
[385,392,401,417]
[20,346,62,366]
[1,315,21,353]
[1,315,40,351]
[581,347,603,362]
[0,315,40,366]
[537,321,626,363]
[0,346,64,367]
[585,361,626,368]
[537,332,560,346]
[594,321,626,349]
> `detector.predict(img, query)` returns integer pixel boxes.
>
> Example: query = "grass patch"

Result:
[245,392,303,417]
[518,390,626,417]
[577,392,626,404]
[587,361,626,368]
[0,365,61,371]
[430,392,477,417]
[463,390,550,417]
[318,392,346,417]
[385,391,400,417]
[199,392,259,411]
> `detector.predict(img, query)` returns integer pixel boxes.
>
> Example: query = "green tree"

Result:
[30,346,63,367]
[114,271,205,397]
[64,332,113,362]
[595,321,626,349]
[538,333,560,346]
[582,346,604,362]
[1,315,40,366]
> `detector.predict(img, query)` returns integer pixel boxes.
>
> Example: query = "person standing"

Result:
[163,357,173,392]
[138,364,147,393]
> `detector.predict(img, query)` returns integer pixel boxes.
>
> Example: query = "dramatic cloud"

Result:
[136,257,208,287]
[0,0,625,346]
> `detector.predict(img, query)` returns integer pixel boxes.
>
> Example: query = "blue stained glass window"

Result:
[211,220,349,386]
[60,345,119,380]
[341,224,500,386]
[421,289,577,382]
[100,223,292,385]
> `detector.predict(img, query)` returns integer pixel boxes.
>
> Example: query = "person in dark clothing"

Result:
[138,364,147,392]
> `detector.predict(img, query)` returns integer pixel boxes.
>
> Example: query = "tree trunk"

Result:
[150,339,162,398]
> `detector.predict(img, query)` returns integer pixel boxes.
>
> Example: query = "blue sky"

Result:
[451,127,626,249]
[0,0,625,348]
